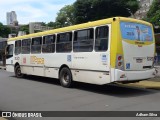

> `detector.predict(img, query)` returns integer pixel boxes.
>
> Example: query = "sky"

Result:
[0,0,76,25]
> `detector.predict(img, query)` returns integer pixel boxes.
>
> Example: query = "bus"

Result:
[6,17,156,87]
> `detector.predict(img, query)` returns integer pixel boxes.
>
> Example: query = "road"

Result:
[0,69,160,120]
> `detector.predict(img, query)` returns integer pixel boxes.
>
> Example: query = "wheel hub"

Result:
[63,73,69,83]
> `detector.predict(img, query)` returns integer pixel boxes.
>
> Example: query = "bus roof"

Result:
[8,17,152,41]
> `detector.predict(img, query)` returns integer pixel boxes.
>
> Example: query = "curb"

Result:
[120,80,160,90]
[0,67,6,70]
[0,117,7,120]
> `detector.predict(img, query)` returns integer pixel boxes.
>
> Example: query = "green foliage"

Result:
[41,22,46,26]
[0,23,11,38]
[47,22,56,27]
[73,0,92,24]
[19,25,29,34]
[55,5,75,28]
[73,0,139,24]
[48,0,139,28]
[123,0,139,14]
[146,0,160,26]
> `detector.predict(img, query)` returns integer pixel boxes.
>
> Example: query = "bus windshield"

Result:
[120,21,153,42]
[7,44,13,56]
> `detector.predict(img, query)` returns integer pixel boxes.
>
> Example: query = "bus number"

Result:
[127,32,134,36]
[15,57,20,60]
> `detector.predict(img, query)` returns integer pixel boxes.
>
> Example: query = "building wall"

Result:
[29,22,54,34]
[135,0,154,19]
[6,11,18,25]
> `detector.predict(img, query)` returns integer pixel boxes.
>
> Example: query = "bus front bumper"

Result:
[114,68,156,82]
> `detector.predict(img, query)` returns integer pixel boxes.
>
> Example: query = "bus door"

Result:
[6,44,14,72]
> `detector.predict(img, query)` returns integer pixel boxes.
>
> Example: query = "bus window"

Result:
[73,28,94,52]
[56,32,72,53]
[42,35,55,53]
[22,39,31,54]
[15,40,21,55]
[95,26,109,52]
[31,37,42,54]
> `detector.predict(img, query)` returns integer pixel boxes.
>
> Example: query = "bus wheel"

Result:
[59,67,73,88]
[15,65,24,78]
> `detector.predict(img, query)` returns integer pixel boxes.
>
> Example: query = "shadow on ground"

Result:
[10,75,158,98]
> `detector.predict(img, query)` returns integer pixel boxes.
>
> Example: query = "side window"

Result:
[95,26,109,52]
[56,32,72,53]
[8,45,14,56]
[22,39,31,54]
[31,37,42,54]
[15,40,21,55]
[73,28,94,52]
[42,35,55,53]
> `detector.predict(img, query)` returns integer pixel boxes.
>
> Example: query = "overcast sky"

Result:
[0,0,76,25]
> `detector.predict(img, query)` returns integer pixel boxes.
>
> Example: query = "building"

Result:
[29,22,54,34]
[134,0,154,19]
[6,11,18,26]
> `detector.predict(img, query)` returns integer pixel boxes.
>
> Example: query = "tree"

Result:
[55,5,75,28]
[52,0,139,27]
[41,22,46,26]
[0,23,11,38]
[47,22,56,27]
[73,0,139,24]
[124,0,140,15]
[19,25,29,34]
[73,0,92,24]
[146,0,160,26]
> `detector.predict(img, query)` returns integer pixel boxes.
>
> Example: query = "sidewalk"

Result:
[0,118,7,120]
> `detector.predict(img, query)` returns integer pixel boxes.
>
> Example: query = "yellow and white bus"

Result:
[6,17,156,87]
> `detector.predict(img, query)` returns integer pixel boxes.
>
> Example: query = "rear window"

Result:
[120,22,153,41]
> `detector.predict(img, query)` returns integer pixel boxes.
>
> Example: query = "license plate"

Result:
[136,59,143,63]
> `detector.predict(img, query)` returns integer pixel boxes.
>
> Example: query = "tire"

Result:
[15,65,24,78]
[59,67,73,88]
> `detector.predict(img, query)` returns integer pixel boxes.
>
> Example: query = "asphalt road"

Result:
[0,69,160,120]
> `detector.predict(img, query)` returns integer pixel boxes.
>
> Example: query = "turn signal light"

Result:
[118,62,122,66]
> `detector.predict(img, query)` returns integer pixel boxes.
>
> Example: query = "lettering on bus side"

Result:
[135,41,145,45]
[30,56,44,64]
[15,57,20,60]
